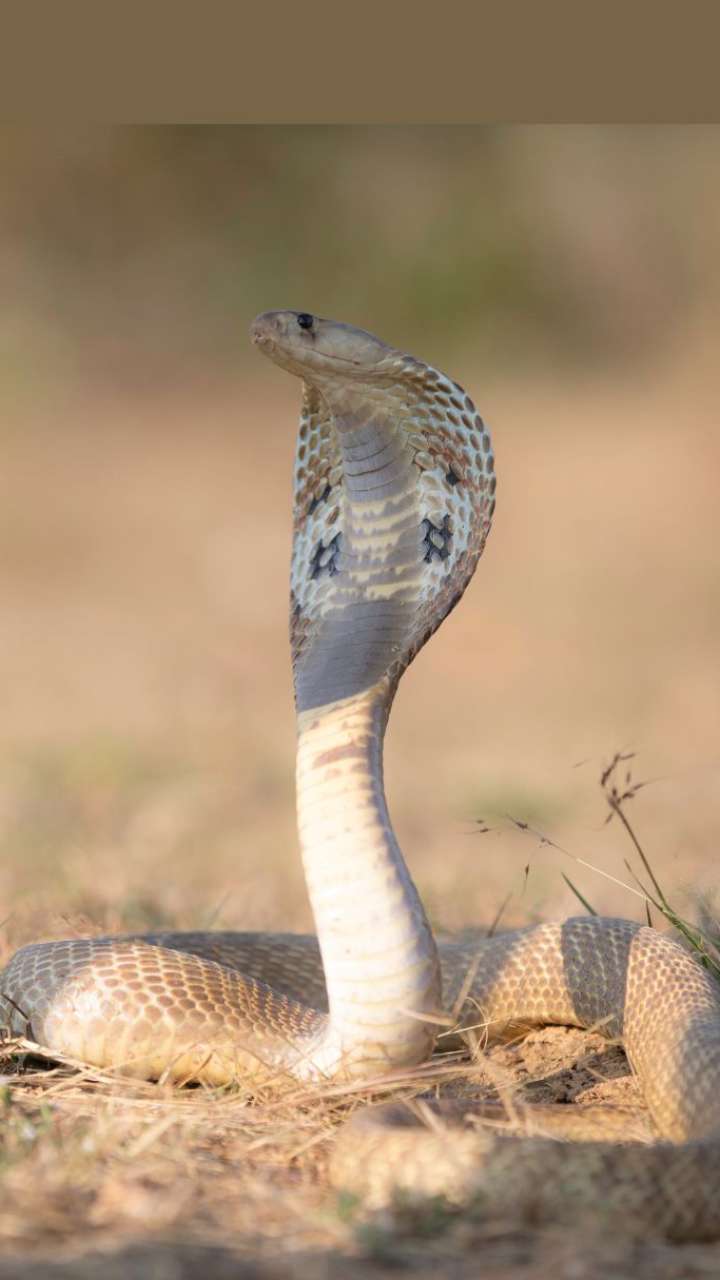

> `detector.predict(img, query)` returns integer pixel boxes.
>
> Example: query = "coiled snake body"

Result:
[4,312,720,1239]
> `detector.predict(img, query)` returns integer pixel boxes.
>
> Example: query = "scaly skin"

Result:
[3,311,720,1238]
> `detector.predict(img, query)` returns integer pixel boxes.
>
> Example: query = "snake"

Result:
[3,310,720,1240]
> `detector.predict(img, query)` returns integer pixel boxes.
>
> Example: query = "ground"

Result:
[0,335,719,1277]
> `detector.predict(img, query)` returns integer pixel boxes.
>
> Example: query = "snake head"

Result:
[250,310,395,383]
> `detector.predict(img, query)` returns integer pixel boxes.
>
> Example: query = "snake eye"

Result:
[297,313,314,331]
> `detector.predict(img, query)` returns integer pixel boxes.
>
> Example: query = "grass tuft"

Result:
[508,751,720,986]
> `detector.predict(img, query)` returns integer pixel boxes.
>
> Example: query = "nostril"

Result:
[250,319,270,345]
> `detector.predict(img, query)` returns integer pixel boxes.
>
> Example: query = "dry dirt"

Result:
[0,337,719,1277]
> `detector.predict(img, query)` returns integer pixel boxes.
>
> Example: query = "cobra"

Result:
[4,311,720,1239]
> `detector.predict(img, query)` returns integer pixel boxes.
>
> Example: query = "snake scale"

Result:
[3,311,720,1239]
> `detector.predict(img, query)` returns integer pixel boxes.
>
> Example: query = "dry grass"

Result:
[1,335,719,1276]
[0,1025,649,1269]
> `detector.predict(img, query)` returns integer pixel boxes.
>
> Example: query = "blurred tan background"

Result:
[1,126,719,954]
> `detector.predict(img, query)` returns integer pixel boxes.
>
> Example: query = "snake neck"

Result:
[296,680,442,1075]
[294,390,443,1072]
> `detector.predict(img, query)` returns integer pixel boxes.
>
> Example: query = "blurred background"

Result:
[1,126,719,953]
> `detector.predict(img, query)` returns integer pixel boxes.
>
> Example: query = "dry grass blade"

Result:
[505,814,649,906]
[561,873,598,916]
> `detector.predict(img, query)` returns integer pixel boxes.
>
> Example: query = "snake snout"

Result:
[249,312,277,348]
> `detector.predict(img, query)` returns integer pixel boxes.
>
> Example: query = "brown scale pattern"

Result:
[402,372,495,666]
[332,1120,720,1241]
[288,358,493,691]
[6,920,720,1130]
[3,936,325,1086]
[289,384,344,669]
[4,913,720,1234]
[331,918,720,1240]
